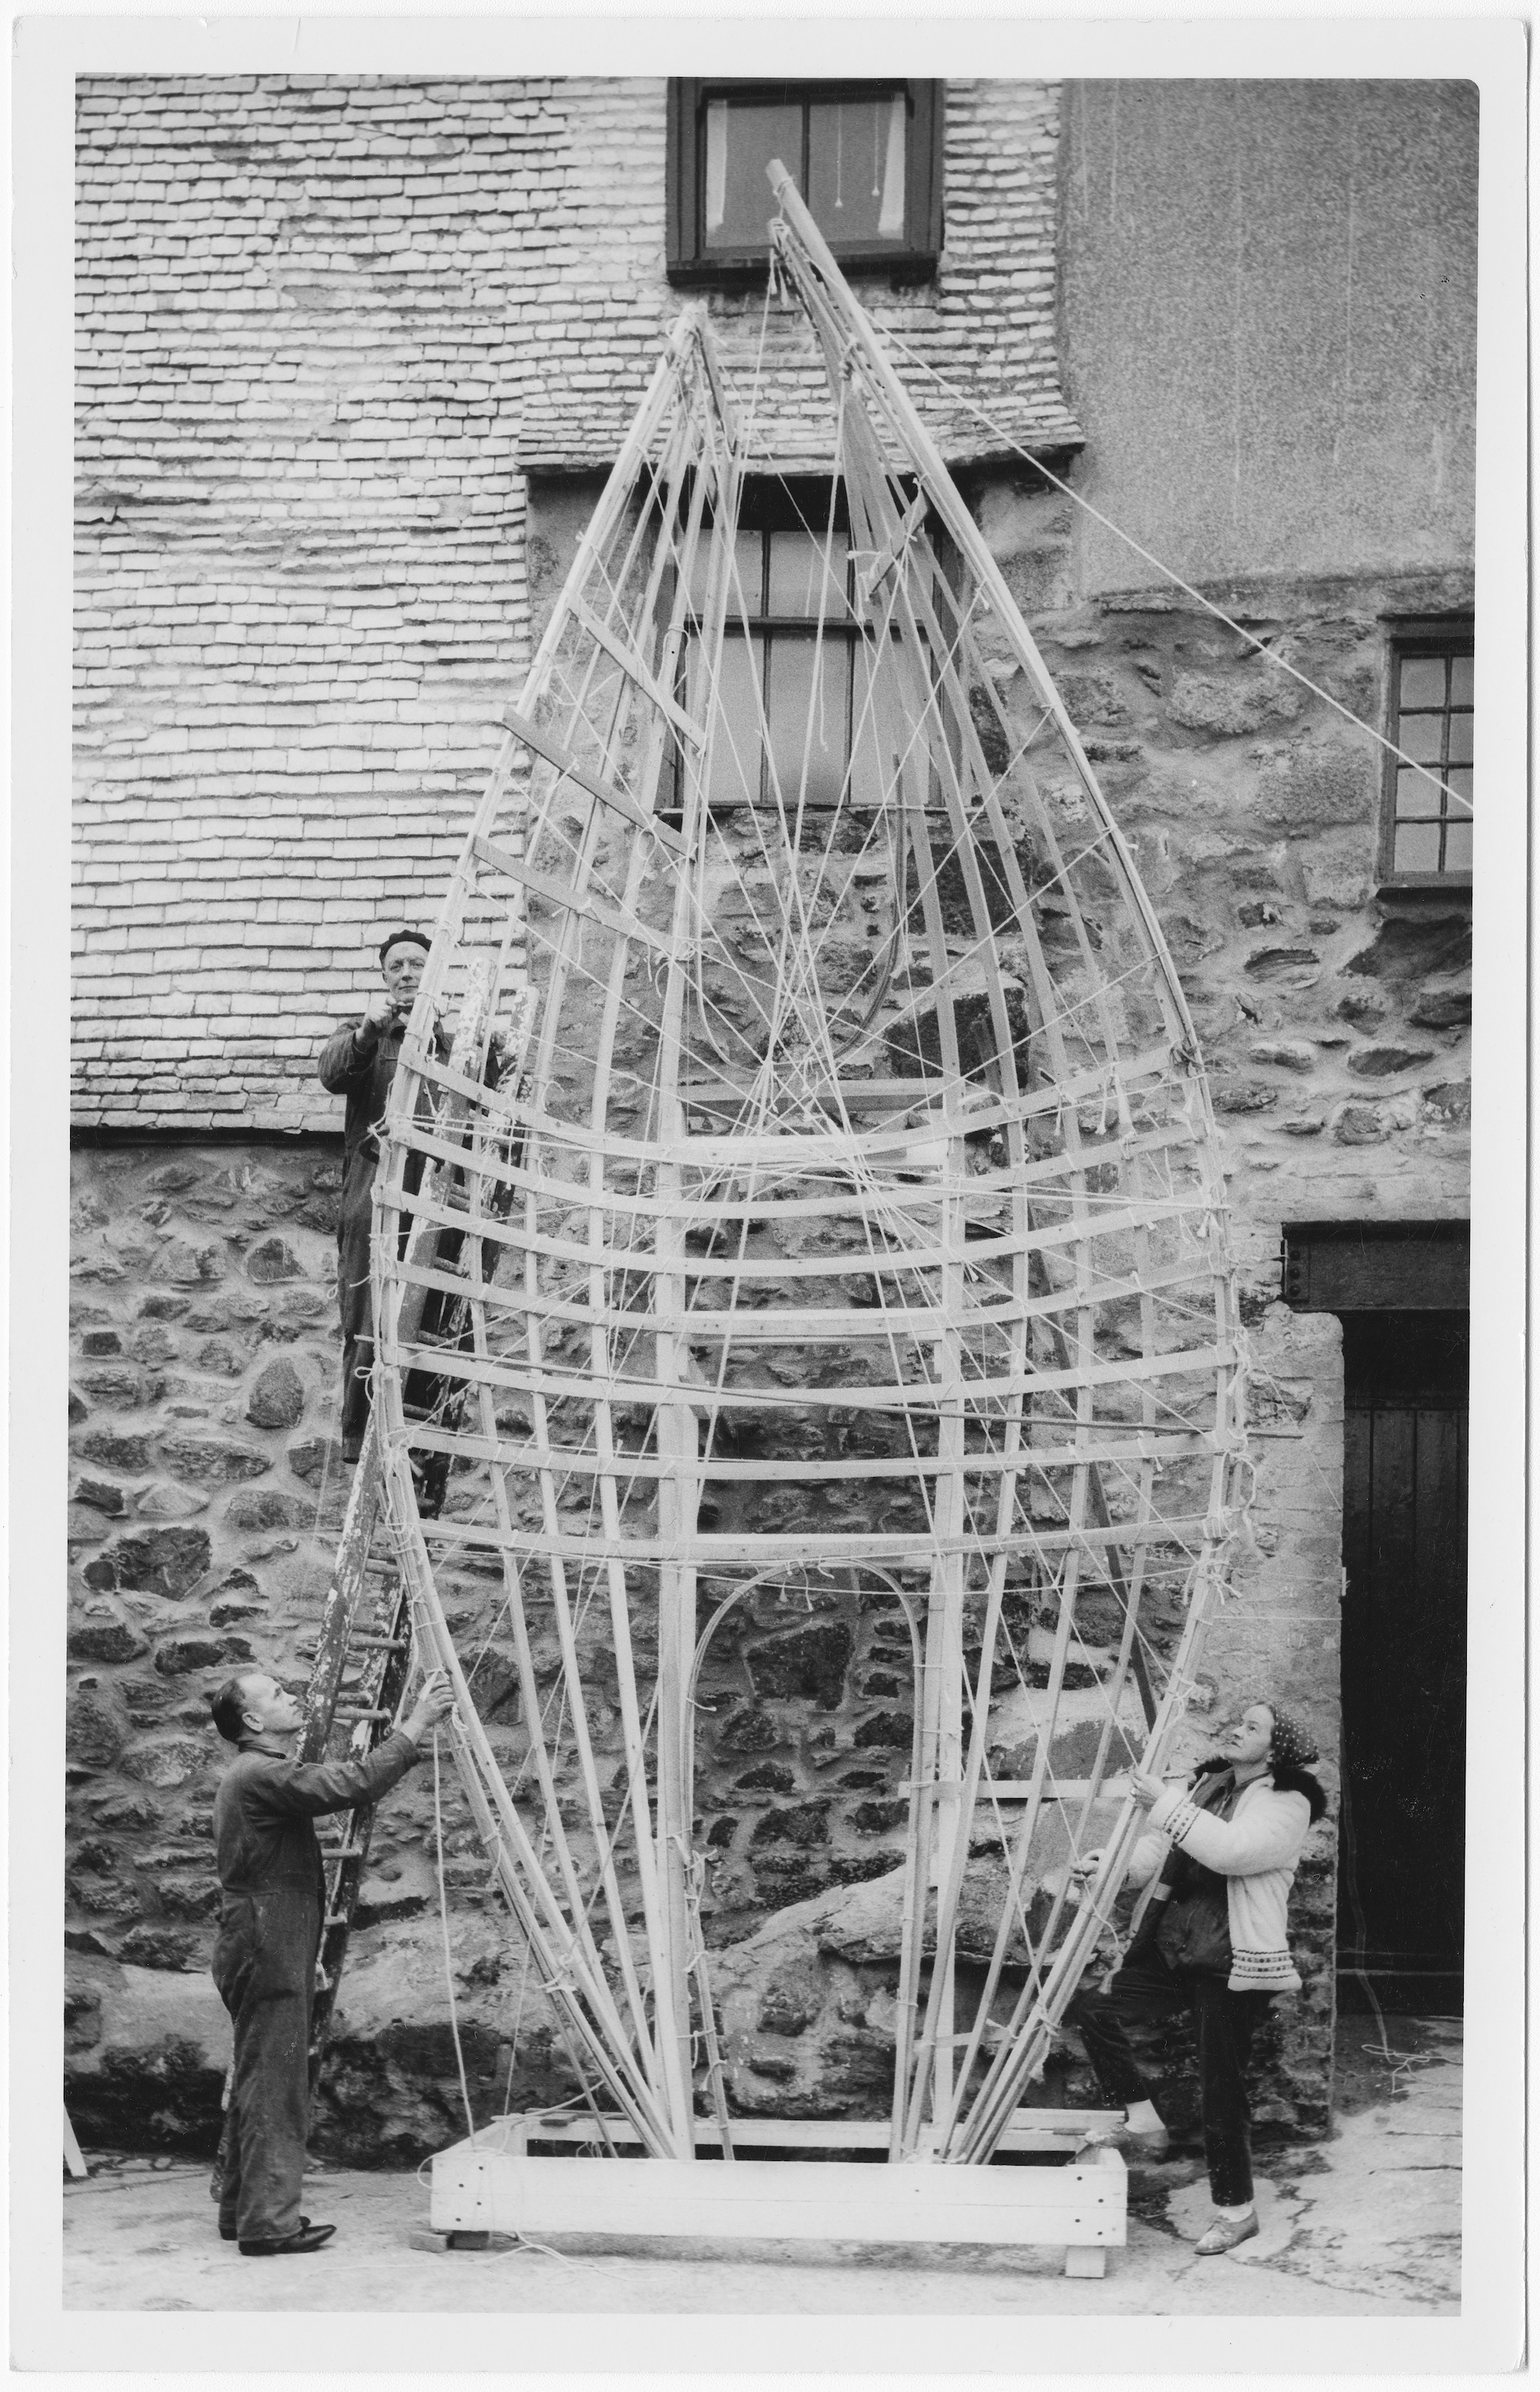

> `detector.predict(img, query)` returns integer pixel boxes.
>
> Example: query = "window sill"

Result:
[1374,878,1473,901]
[666,250,939,292]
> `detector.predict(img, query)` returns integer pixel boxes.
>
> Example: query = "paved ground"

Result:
[62,2016,1459,2317]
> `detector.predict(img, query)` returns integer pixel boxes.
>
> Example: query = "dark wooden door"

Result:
[1339,1313,1468,2012]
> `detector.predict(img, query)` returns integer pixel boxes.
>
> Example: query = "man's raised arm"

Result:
[249,1672,457,1817]
[318,990,397,1094]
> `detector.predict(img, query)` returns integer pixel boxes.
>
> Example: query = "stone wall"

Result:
[976,545,1475,1245]
[65,1122,1349,2158]
[67,1141,344,1975]
[65,1137,561,2156]
[71,1137,1118,2154]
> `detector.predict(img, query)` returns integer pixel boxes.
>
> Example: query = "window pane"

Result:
[705,102,802,250]
[1394,821,1441,873]
[685,527,762,618]
[700,634,765,806]
[1443,821,1473,873]
[767,526,849,619]
[807,95,906,246]
[1396,766,1442,820]
[766,637,851,808]
[681,526,713,617]
[850,645,892,809]
[726,531,765,621]
[1399,657,1447,709]
[1446,711,1474,766]
[1449,653,1475,705]
[1445,766,1473,816]
[1396,712,1445,765]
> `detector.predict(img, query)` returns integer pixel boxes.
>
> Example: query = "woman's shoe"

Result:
[1076,2120,1170,2163]
[1194,2209,1259,2256]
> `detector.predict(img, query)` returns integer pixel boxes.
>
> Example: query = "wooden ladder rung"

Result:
[336,1707,393,1724]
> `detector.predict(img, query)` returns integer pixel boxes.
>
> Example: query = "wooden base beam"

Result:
[430,2125,1126,2276]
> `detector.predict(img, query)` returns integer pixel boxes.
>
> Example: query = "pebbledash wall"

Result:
[69,76,1475,2162]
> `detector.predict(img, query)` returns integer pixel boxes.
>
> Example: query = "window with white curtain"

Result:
[667,82,943,285]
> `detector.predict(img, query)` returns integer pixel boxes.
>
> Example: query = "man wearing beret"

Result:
[317,930,447,1471]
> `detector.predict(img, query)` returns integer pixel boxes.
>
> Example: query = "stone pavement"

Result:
[1143,2011,1461,2310]
[62,2017,1459,2318]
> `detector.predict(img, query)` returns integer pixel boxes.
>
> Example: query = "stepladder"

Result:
[210,1421,415,2203]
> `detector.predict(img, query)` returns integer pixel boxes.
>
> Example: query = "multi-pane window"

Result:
[669,488,895,820]
[1381,632,1474,884]
[666,81,943,285]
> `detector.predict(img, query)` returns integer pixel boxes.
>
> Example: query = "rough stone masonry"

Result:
[69,75,1473,2165]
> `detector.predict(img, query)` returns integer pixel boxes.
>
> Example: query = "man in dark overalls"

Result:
[208,1665,454,2254]
[317,929,443,1468]
[318,930,507,1502]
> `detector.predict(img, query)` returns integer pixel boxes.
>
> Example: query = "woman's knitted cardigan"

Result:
[1127,1768,1317,1992]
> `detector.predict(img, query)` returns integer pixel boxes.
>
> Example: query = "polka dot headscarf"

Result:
[1263,1704,1318,1771]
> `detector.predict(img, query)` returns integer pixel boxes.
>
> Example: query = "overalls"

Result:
[210,1732,422,2243]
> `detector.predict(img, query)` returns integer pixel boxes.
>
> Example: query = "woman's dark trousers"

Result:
[1067,1953,1271,2206]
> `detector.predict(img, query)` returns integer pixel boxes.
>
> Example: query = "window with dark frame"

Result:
[1380,628,1474,887]
[666,81,943,285]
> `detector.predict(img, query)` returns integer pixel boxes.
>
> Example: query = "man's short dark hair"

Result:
[378,928,431,966]
[209,1672,263,1745]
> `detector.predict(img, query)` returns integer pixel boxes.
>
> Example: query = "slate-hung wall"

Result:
[75,75,541,1130]
[69,76,1472,2159]
[73,75,1076,1134]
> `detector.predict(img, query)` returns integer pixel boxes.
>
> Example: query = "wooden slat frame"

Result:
[359,239,1246,2179]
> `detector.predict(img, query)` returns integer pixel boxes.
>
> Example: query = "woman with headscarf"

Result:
[1066,1699,1327,2255]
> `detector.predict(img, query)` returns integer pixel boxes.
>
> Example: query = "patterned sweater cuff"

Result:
[1157,1794,1203,1844]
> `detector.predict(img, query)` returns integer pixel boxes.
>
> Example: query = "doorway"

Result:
[1282,1224,1469,2015]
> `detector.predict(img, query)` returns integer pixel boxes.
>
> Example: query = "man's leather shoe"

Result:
[220,2213,315,2243]
[237,2221,336,2256]
[1194,2209,1259,2256]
